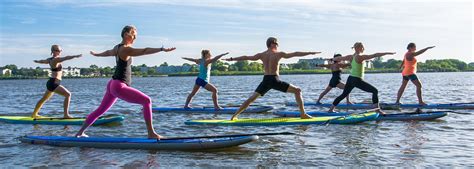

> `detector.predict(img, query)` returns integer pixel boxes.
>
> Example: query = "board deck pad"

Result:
[185,112,378,126]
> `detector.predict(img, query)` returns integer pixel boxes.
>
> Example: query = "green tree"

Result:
[4,64,18,74]
[293,61,310,70]
[234,60,249,71]
[101,66,114,76]
[190,65,199,72]
[228,65,238,71]
[80,68,92,76]
[372,57,384,68]
[384,59,403,69]
[211,60,227,71]
[160,62,168,67]
[147,67,156,75]
[248,62,263,71]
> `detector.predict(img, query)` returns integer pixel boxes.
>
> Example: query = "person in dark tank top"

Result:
[315,54,353,104]
[31,45,82,119]
[75,25,176,139]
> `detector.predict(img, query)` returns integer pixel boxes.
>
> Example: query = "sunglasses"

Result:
[53,49,62,52]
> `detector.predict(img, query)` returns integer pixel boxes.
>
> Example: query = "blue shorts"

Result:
[195,78,208,88]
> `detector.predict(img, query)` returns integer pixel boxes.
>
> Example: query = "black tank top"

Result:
[49,58,62,72]
[112,44,132,86]
[331,70,341,80]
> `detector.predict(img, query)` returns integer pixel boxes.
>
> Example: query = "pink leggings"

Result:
[84,79,153,125]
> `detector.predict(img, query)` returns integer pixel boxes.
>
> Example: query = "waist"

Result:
[263,75,280,80]
[48,77,61,81]
[50,72,62,80]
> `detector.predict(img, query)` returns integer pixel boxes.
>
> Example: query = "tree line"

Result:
[2,59,473,77]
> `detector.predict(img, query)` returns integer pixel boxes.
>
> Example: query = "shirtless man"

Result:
[224,37,320,120]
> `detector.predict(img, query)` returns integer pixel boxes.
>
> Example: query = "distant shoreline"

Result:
[1,69,472,80]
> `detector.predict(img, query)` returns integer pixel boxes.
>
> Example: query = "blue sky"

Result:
[0,0,472,68]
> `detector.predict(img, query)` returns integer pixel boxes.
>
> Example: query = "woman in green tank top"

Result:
[328,42,395,114]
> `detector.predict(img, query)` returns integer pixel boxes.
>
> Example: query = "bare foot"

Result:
[31,115,45,119]
[315,101,322,104]
[184,106,192,109]
[230,115,239,121]
[346,101,353,105]
[214,106,223,111]
[300,113,313,119]
[63,114,74,119]
[395,101,402,105]
[418,102,427,106]
[375,109,386,115]
[75,133,89,138]
[148,133,163,140]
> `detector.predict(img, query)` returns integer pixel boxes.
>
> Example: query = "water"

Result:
[0,72,473,167]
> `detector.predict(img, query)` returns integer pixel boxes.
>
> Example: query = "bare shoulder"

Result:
[274,51,287,58]
[253,51,266,59]
[50,57,61,63]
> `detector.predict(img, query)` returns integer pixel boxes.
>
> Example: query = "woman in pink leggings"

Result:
[75,25,176,139]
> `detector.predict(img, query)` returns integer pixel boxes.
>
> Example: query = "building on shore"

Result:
[364,60,373,69]
[280,63,291,70]
[42,67,81,77]
[0,68,12,76]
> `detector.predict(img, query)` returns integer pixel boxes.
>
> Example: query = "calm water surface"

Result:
[0,72,473,167]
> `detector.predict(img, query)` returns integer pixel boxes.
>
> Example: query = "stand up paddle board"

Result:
[274,111,448,121]
[152,106,273,114]
[285,102,474,110]
[19,135,258,150]
[0,114,124,125]
[185,112,378,126]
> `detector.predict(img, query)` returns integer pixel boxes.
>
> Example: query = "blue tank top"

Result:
[198,59,210,82]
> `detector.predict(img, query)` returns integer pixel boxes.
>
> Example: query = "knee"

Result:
[40,97,49,102]
[416,83,423,89]
[65,92,71,98]
[294,87,302,95]
[143,96,152,105]
[213,88,218,94]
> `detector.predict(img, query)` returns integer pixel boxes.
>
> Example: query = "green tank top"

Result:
[198,59,210,82]
[350,55,364,78]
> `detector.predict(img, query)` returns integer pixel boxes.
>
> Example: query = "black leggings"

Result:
[332,76,378,106]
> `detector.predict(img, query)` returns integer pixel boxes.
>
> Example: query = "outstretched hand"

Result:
[385,52,396,55]
[76,54,83,58]
[427,46,436,49]
[311,52,322,55]
[221,52,230,56]
[162,47,176,52]
[90,51,99,56]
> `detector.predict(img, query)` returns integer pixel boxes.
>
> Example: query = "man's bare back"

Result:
[223,37,321,120]
[258,50,284,75]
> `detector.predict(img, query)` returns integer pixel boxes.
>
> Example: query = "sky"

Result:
[0,0,472,68]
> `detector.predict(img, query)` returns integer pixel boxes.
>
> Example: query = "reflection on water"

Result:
[0,72,473,167]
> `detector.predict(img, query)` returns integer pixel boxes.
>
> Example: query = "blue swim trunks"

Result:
[195,77,208,88]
